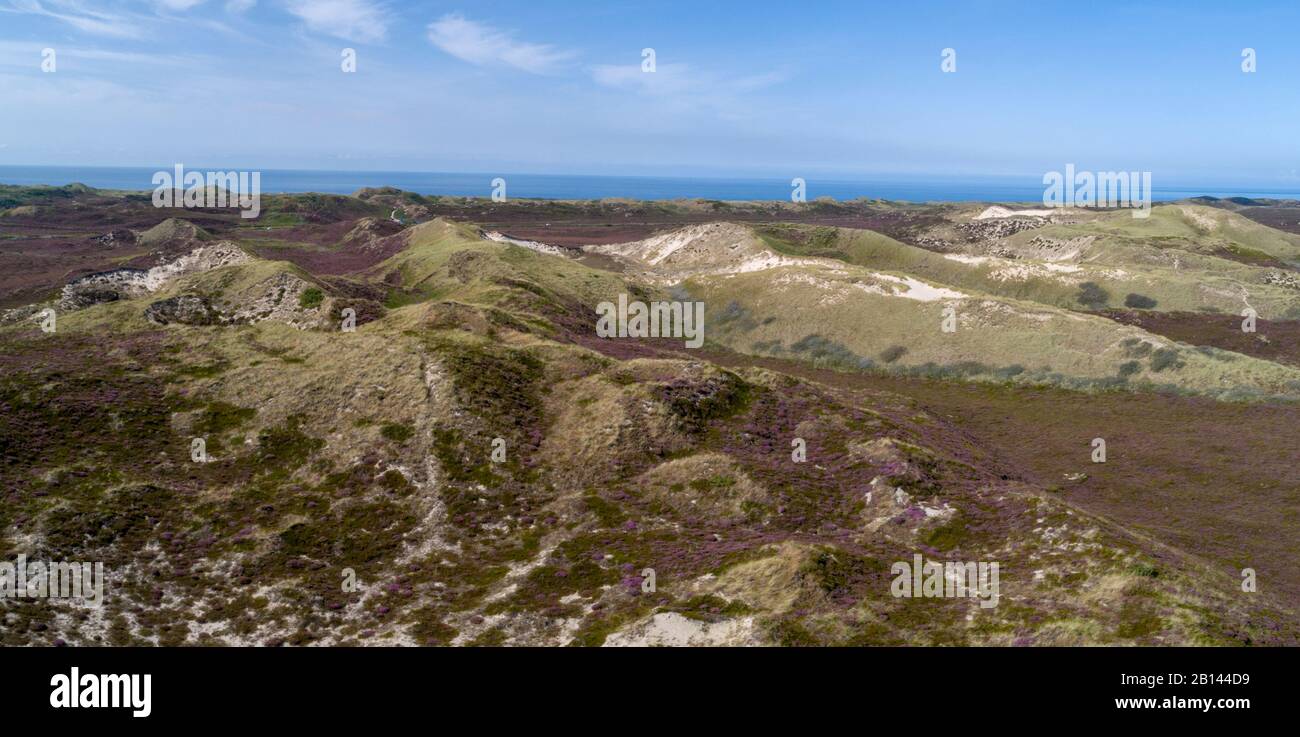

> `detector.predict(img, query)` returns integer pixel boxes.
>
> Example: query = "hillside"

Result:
[2,191,1298,646]
[587,220,1300,400]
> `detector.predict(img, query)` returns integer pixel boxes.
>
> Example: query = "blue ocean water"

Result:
[2,165,1299,203]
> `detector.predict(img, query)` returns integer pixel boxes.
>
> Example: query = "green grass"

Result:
[298,287,324,309]
[379,422,414,443]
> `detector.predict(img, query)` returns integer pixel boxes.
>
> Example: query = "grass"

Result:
[365,219,640,318]
[758,211,1300,320]
[689,258,1300,399]
[379,422,414,443]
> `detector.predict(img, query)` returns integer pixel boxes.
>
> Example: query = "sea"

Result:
[3,165,1299,203]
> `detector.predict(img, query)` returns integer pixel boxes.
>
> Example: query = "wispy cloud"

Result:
[225,0,255,12]
[0,40,191,66]
[0,40,157,64]
[153,0,206,10]
[427,13,575,74]
[591,62,694,95]
[3,0,143,38]
[283,0,386,43]
[590,61,788,104]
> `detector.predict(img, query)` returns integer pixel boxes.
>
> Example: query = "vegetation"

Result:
[2,191,1298,647]
[1077,282,1111,309]
[299,287,324,309]
[1124,293,1158,309]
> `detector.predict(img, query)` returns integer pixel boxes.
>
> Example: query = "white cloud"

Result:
[427,13,574,74]
[225,0,254,11]
[3,0,143,38]
[591,62,694,94]
[154,0,206,10]
[0,40,174,65]
[284,0,386,43]
[591,61,787,98]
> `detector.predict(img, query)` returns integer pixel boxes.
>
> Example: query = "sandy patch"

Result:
[483,231,567,256]
[603,612,759,647]
[1177,206,1220,231]
[871,272,967,301]
[975,206,1054,220]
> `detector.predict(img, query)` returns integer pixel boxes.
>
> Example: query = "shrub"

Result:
[1149,348,1183,372]
[790,334,873,370]
[1129,562,1160,578]
[1121,337,1153,358]
[196,402,256,435]
[994,364,1025,379]
[1124,293,1157,309]
[1076,282,1110,309]
[1118,360,1142,377]
[299,287,324,309]
[878,345,908,364]
[380,423,414,442]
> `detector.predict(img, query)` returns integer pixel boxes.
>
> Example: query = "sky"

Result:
[1,0,1299,185]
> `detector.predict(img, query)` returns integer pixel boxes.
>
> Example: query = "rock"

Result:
[1263,270,1300,290]
[58,268,151,310]
[222,270,324,329]
[55,242,250,313]
[958,217,1046,241]
[144,295,225,326]
[0,303,46,326]
[92,229,137,248]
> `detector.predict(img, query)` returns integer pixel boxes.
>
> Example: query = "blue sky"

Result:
[1,0,1298,184]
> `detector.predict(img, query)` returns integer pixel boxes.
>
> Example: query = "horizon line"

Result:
[3,163,1300,192]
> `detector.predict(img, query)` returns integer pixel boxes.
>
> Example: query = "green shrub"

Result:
[1076,282,1110,309]
[1130,562,1160,578]
[380,422,414,442]
[1149,348,1183,372]
[791,334,873,370]
[299,288,324,309]
[994,364,1025,379]
[1124,293,1157,309]
[1121,337,1153,358]
[195,401,256,435]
